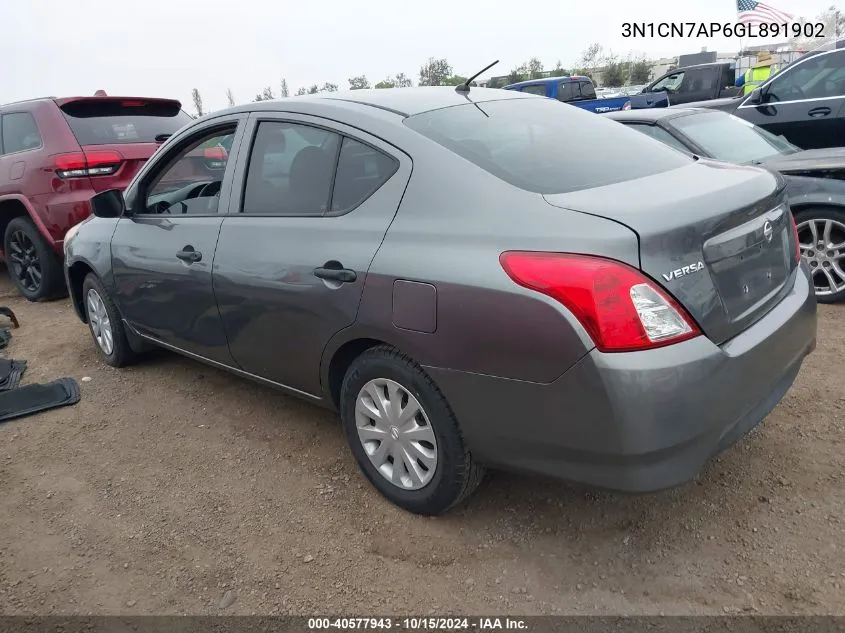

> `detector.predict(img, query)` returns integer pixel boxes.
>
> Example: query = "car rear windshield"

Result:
[403,98,691,194]
[59,99,194,145]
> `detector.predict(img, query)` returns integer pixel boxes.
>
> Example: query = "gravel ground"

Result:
[0,272,842,616]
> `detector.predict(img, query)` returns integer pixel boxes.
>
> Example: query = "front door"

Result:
[213,113,411,396]
[111,117,246,362]
[736,50,845,149]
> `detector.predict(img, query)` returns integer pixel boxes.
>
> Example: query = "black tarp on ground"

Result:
[0,359,26,391]
[0,378,80,422]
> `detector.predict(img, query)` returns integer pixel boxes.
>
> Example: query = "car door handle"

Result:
[313,265,356,283]
[176,248,202,263]
[808,107,831,117]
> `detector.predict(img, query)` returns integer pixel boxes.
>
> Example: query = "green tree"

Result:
[790,5,844,49]
[394,72,412,87]
[419,58,452,86]
[225,88,235,107]
[348,75,371,90]
[506,68,525,85]
[295,87,309,96]
[253,86,274,101]
[191,88,203,117]
[629,57,652,84]
[575,43,603,79]
[527,57,544,79]
[375,79,395,89]
[320,82,338,92]
[441,75,468,86]
[280,78,289,98]
[601,53,626,87]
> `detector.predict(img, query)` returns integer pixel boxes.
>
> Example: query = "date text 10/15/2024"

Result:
[307,617,528,630]
[622,21,825,38]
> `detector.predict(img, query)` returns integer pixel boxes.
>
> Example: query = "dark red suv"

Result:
[0,94,194,300]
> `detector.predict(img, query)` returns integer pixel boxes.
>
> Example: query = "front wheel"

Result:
[794,207,845,304]
[82,274,136,367]
[339,346,484,515]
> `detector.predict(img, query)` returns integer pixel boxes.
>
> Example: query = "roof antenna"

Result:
[455,60,499,93]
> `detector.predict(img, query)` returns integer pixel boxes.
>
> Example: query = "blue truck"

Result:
[502,76,635,112]
[503,63,739,112]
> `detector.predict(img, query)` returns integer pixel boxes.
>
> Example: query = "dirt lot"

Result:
[0,272,843,616]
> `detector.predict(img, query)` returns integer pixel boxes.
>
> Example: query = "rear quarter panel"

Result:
[323,127,641,386]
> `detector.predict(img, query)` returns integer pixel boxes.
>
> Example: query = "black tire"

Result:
[3,216,66,301]
[339,345,484,515]
[793,207,845,304]
[81,273,136,367]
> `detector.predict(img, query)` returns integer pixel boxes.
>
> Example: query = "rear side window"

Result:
[521,85,547,96]
[404,98,691,194]
[624,123,692,153]
[243,121,341,215]
[331,138,398,213]
[556,82,575,101]
[59,99,193,145]
[1,113,42,154]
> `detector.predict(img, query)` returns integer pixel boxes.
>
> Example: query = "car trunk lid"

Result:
[544,160,798,344]
[56,97,193,193]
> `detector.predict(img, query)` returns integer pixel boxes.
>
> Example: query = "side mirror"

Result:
[90,189,125,219]
[748,87,763,104]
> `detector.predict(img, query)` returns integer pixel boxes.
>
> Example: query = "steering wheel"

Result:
[196,181,221,198]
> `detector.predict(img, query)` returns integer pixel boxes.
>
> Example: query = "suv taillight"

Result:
[54,150,123,178]
[500,252,701,353]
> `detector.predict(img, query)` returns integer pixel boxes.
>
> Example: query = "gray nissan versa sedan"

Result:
[63,87,817,515]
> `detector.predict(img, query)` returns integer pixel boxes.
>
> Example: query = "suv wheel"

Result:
[339,346,484,515]
[794,207,845,304]
[82,274,136,367]
[4,217,65,301]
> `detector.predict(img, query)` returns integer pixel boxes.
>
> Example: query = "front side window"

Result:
[579,81,597,99]
[243,121,341,215]
[404,98,690,194]
[143,126,236,215]
[1,112,42,154]
[652,72,684,92]
[765,50,845,102]
[671,111,799,163]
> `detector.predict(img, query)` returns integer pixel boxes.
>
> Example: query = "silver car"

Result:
[63,87,817,515]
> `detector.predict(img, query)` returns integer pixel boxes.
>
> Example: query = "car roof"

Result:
[222,86,534,119]
[604,107,712,123]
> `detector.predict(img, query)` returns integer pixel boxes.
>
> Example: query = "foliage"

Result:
[253,86,274,101]
[280,78,289,98]
[419,58,453,86]
[601,53,626,87]
[348,75,371,90]
[191,88,203,117]
[225,88,235,108]
[629,56,652,84]
[790,5,844,50]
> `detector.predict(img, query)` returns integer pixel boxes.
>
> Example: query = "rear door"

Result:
[213,113,411,396]
[56,97,194,192]
[736,50,845,149]
[110,115,246,362]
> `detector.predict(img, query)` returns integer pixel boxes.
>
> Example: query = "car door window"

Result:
[142,126,236,215]
[681,69,713,94]
[242,121,341,216]
[579,81,597,99]
[652,72,684,92]
[765,51,845,102]
[330,138,398,214]
[624,123,691,153]
[1,113,42,154]
[521,85,547,96]
[556,81,575,101]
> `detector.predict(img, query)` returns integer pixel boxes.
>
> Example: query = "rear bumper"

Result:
[427,265,817,492]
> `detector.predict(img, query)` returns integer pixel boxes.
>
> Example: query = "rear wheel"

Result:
[794,207,845,304]
[339,346,484,515]
[4,217,65,301]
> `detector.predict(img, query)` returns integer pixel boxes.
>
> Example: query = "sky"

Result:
[0,0,838,113]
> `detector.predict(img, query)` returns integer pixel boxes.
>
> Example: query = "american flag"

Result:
[737,0,794,25]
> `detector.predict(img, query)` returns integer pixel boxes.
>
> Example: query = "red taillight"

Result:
[203,147,227,161]
[54,150,123,178]
[499,251,701,353]
[120,100,144,107]
[790,214,801,263]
